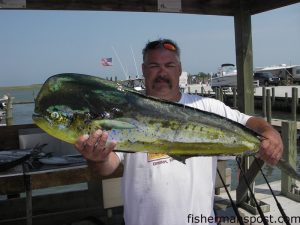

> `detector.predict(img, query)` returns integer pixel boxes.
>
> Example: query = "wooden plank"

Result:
[0,0,298,17]
[0,124,37,149]
[0,164,123,195]
[0,190,108,224]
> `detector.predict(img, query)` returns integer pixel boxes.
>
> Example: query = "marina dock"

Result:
[184,84,300,99]
[215,180,300,225]
[254,86,300,98]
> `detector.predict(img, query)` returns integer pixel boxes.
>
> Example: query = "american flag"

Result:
[101,57,112,66]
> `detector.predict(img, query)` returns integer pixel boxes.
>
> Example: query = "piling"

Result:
[292,87,298,121]
[272,87,275,105]
[262,87,266,118]
[281,121,300,202]
[233,87,237,109]
[219,88,224,102]
[5,96,13,126]
[215,88,220,101]
[284,92,289,110]
[266,89,272,123]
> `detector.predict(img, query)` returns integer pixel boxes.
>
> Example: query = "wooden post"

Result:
[201,86,204,95]
[233,87,237,109]
[281,121,299,202]
[215,88,219,100]
[220,88,224,102]
[266,89,272,123]
[292,87,298,121]
[234,7,254,115]
[5,96,13,126]
[234,8,261,213]
[262,87,266,118]
[271,87,275,105]
[24,174,33,225]
[284,92,289,110]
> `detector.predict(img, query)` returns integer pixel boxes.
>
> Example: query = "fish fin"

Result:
[93,119,136,130]
[276,158,300,181]
[116,117,139,125]
[169,155,194,164]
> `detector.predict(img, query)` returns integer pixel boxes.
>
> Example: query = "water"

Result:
[227,158,283,190]
[0,88,38,125]
[1,87,299,189]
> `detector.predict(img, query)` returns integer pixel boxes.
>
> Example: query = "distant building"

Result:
[179,71,188,89]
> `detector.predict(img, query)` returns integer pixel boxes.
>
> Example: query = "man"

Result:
[75,39,283,225]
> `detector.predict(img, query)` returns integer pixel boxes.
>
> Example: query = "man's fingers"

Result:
[86,130,102,149]
[258,138,282,165]
[105,141,117,153]
[97,131,109,149]
[75,134,89,152]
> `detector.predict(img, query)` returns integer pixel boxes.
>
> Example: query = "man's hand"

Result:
[246,117,283,165]
[75,129,116,163]
[257,128,283,165]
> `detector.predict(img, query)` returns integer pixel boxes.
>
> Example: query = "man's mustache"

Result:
[152,76,172,89]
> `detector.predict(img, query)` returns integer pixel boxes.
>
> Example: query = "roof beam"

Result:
[1,0,299,17]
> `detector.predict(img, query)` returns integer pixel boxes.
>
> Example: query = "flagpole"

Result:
[112,46,128,80]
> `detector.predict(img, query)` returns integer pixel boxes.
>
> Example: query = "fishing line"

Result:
[253,156,291,225]
[217,168,245,225]
[236,156,269,225]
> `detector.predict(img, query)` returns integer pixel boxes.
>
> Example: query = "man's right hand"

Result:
[75,129,116,163]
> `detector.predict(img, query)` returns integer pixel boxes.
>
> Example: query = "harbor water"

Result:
[0,87,299,190]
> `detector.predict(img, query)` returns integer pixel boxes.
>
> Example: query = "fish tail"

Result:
[277,158,300,181]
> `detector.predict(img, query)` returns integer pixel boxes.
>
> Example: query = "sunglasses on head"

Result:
[147,40,177,51]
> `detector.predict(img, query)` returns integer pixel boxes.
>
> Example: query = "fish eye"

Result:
[50,111,60,119]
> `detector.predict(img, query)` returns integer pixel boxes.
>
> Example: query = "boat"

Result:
[211,63,237,90]
[119,77,145,92]
[254,64,300,85]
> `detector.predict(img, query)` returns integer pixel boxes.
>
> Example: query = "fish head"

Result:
[33,73,138,143]
[33,105,90,144]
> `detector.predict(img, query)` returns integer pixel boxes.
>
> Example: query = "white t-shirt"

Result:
[116,93,251,225]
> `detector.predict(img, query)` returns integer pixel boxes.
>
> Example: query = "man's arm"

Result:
[246,117,283,165]
[75,130,120,176]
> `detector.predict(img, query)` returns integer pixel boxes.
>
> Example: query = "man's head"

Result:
[142,39,182,102]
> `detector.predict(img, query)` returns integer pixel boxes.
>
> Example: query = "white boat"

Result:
[120,77,145,92]
[254,64,300,84]
[211,63,237,90]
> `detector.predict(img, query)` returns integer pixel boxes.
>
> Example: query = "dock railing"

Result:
[212,86,300,214]
[281,121,300,202]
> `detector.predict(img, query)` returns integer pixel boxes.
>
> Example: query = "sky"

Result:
[0,3,299,87]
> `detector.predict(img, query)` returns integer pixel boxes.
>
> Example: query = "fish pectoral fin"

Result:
[93,119,136,130]
[169,154,194,164]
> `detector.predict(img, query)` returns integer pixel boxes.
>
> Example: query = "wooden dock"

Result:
[215,180,300,225]
[271,119,300,130]
[254,86,300,98]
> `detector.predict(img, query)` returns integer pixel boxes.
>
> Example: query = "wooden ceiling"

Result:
[1,0,300,16]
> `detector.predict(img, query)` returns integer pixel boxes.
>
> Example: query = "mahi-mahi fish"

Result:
[32,73,300,180]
